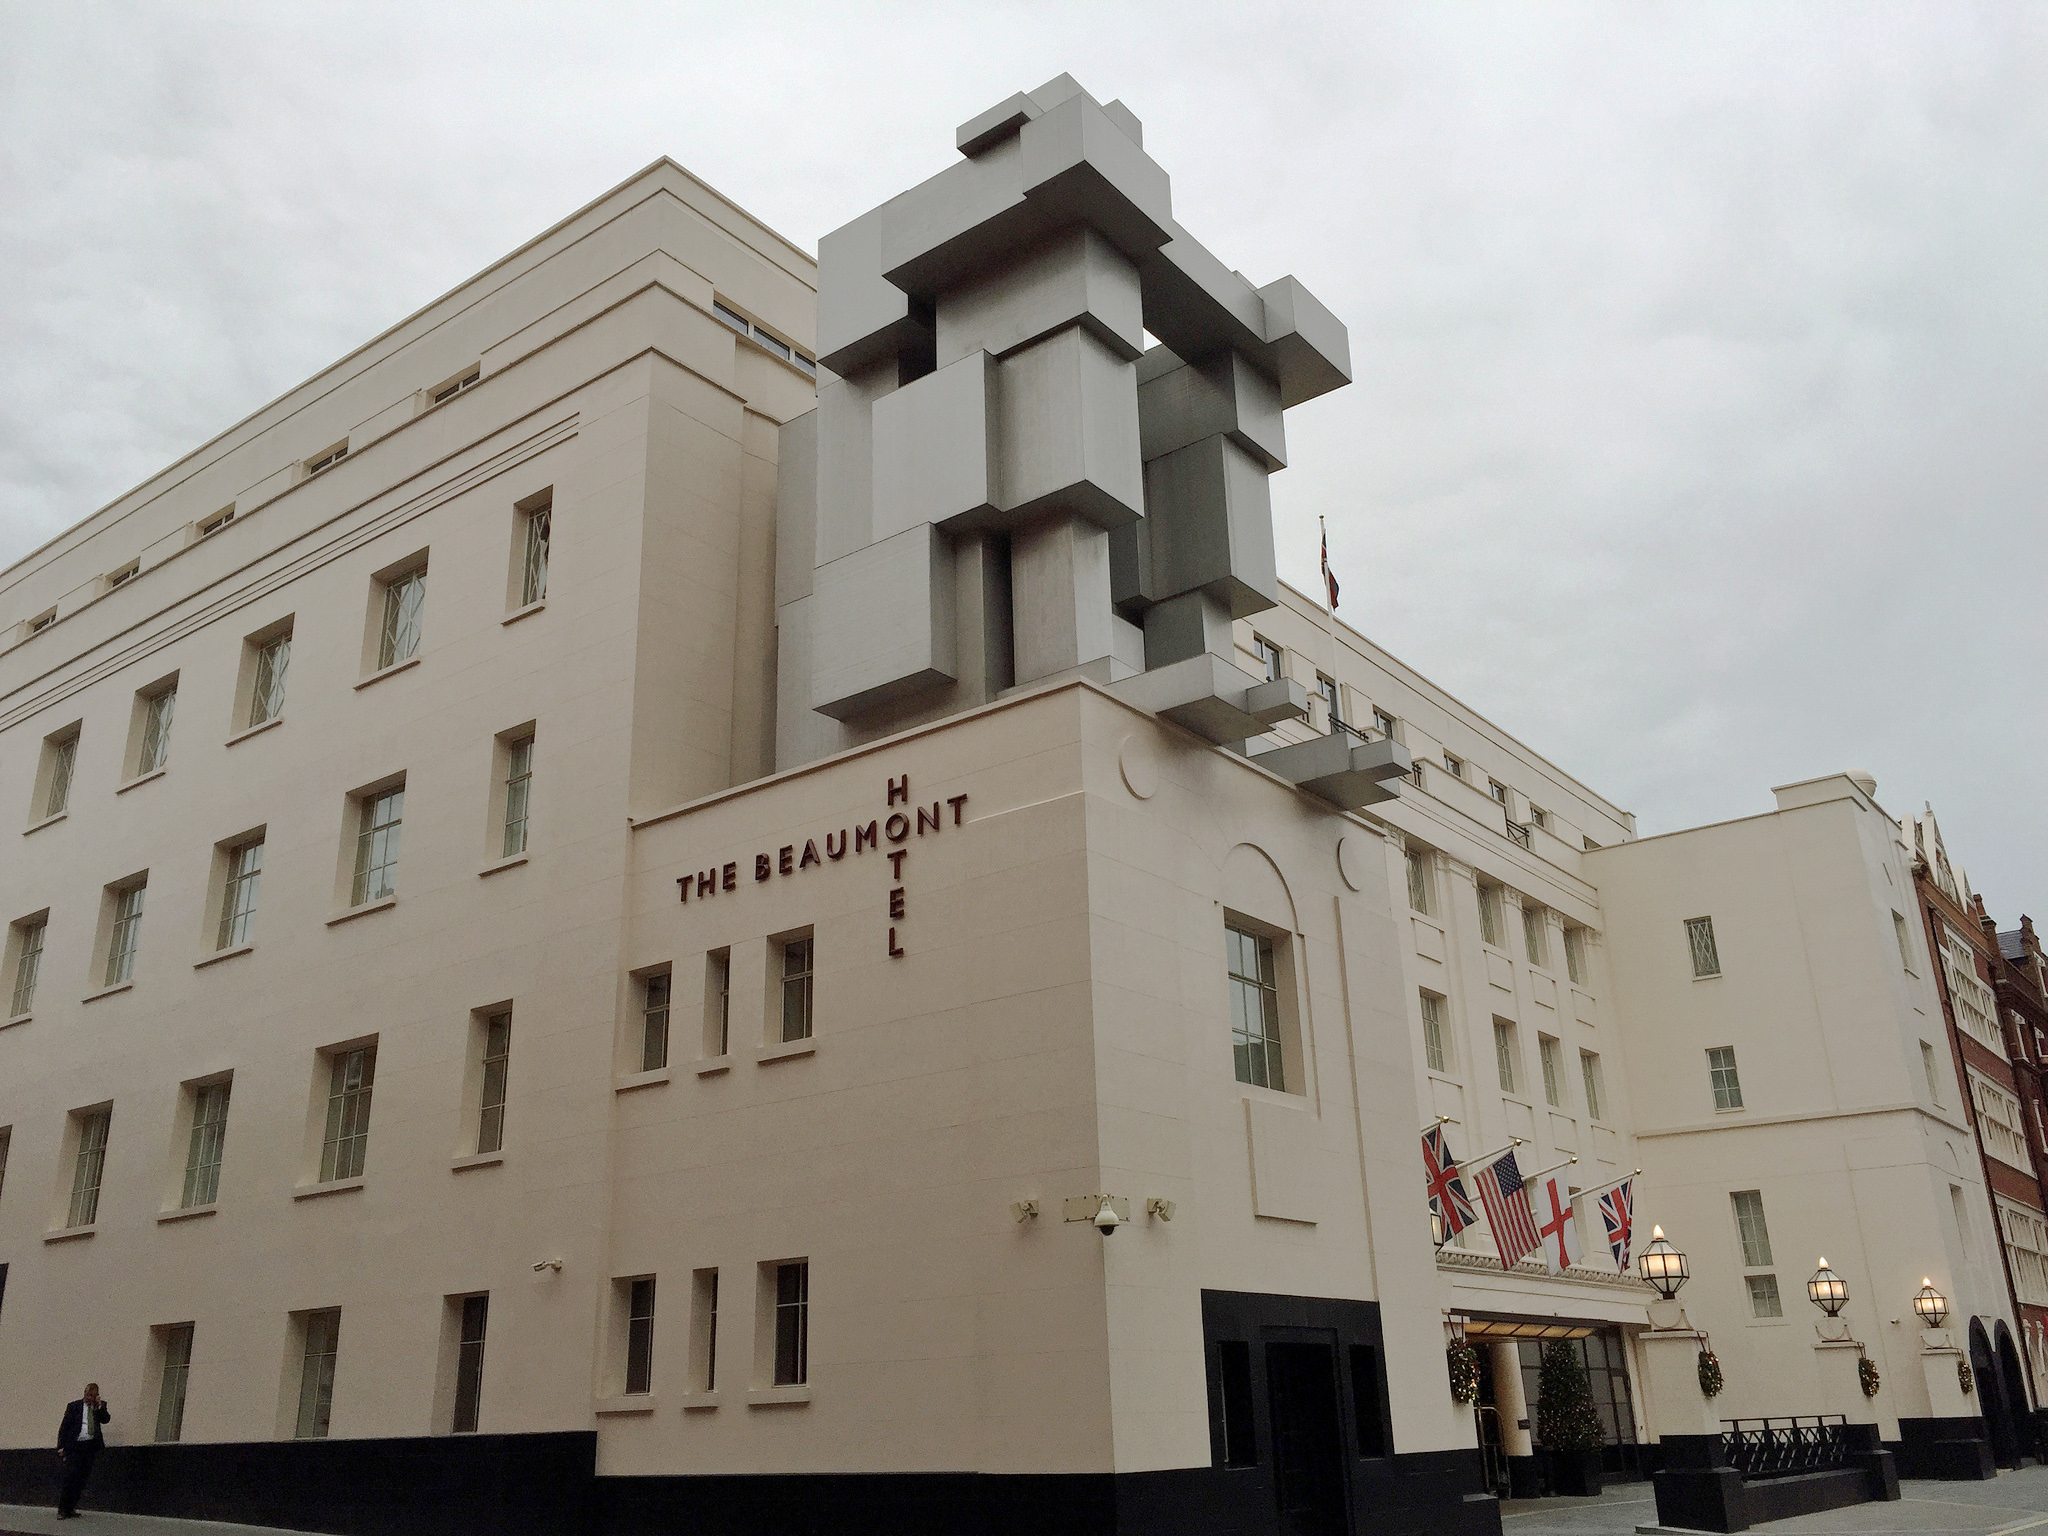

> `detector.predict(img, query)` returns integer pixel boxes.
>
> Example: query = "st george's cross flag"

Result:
[1422,1125,1477,1240]
[1471,1149,1542,1270]
[1531,1169,1582,1275]
[1598,1179,1635,1273]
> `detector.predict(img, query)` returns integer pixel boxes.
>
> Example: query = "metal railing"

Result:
[1720,1416,1850,1478]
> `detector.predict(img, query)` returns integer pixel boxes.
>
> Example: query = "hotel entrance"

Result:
[1465,1316,1642,1497]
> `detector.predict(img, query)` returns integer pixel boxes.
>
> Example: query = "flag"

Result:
[1532,1170,1582,1275]
[1422,1125,1477,1239]
[1598,1180,1635,1274]
[1320,523,1340,611]
[1471,1149,1541,1270]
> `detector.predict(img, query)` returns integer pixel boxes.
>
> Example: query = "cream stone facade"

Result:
[0,72,2033,1536]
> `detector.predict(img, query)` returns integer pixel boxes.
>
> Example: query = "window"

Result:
[1894,911,1916,973]
[105,879,146,986]
[1922,1040,1943,1105]
[1707,1046,1743,1110]
[774,1261,810,1386]
[249,632,290,727]
[625,1277,656,1395]
[135,684,177,775]
[1539,1035,1565,1107]
[1686,917,1721,978]
[1316,674,1342,730]
[1404,847,1430,914]
[452,1295,488,1432]
[40,730,79,820]
[9,917,45,1017]
[500,735,534,857]
[1971,1071,2030,1169]
[295,1310,341,1438]
[1745,1274,1784,1318]
[1443,753,1463,778]
[520,506,551,607]
[1251,635,1282,681]
[377,567,426,669]
[28,608,56,634]
[0,1126,9,1204]
[1580,1050,1605,1120]
[182,1081,230,1208]
[476,1013,511,1156]
[306,441,348,475]
[1214,1340,1257,1466]
[691,1269,720,1392]
[155,1324,194,1442]
[707,949,731,1059]
[1523,905,1548,969]
[67,1108,110,1228]
[218,838,263,949]
[1488,780,1508,806]
[1477,882,1503,950]
[1952,1184,1973,1252]
[639,971,671,1072]
[351,786,404,906]
[1372,708,1397,738]
[431,368,481,405]
[1227,924,1284,1091]
[780,934,814,1043]
[197,506,235,538]
[1420,991,1448,1074]
[713,299,749,333]
[1563,927,1588,986]
[2001,1204,2048,1308]
[1583,836,1601,852]
[1943,931,2003,1054]
[1731,1191,1774,1267]
[712,299,818,373]
[1494,1019,1519,1095]
[105,560,138,590]
[320,1047,376,1182]
[1529,806,1548,831]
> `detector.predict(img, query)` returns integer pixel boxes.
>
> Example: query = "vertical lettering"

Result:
[917,803,941,835]
[888,927,904,958]
[948,794,969,826]
[755,853,772,883]
[888,849,907,880]
[800,840,821,869]
[890,887,906,921]
[885,813,910,843]
[722,862,737,892]
[854,821,878,854]
[887,775,909,806]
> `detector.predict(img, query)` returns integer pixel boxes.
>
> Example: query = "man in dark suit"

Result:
[54,1383,111,1519]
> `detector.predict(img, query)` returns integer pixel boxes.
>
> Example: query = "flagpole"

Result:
[1576,1168,1642,1201]
[1419,1114,1453,1135]
[1521,1155,1578,1184]
[1318,515,1340,730]
[1463,1138,1524,1172]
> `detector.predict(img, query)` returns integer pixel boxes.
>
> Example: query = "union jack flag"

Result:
[1321,523,1341,612]
[1422,1125,1476,1239]
[1471,1148,1541,1270]
[1598,1179,1635,1273]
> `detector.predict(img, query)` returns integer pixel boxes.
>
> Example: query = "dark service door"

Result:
[1266,1340,1348,1536]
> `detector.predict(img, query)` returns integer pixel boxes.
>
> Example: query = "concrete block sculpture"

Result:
[774,73,1360,774]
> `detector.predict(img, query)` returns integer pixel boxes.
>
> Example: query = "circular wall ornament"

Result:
[1337,834,1372,892]
[1118,735,1159,801]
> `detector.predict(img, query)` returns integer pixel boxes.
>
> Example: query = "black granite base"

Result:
[1895,1415,1996,1480]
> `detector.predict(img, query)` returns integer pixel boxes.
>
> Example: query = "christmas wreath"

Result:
[1859,1355,1881,1398]
[1447,1341,1481,1404]
[1697,1348,1724,1398]
[1958,1361,1974,1396]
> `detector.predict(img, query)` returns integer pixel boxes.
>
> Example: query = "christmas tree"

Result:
[1535,1339,1605,1451]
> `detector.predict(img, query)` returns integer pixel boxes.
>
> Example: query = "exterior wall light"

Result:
[1913,1279,1949,1328]
[1638,1225,1689,1299]
[1431,1208,1448,1250]
[1807,1259,1848,1317]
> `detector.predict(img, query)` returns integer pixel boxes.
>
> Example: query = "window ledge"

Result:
[226,716,286,748]
[1693,972,1722,981]
[44,1224,96,1244]
[478,853,529,878]
[116,766,169,795]
[81,981,135,1004]
[1,1012,28,1031]
[451,1152,503,1172]
[593,1395,656,1417]
[615,1067,672,1093]
[756,1039,815,1065]
[194,944,255,970]
[679,1392,722,1412]
[694,1055,733,1077]
[326,897,397,926]
[293,1176,366,1202]
[157,1204,217,1224]
[23,811,68,837]
[744,1386,812,1407]
[501,600,547,627]
[353,654,422,690]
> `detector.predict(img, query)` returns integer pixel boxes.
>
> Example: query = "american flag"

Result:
[1598,1179,1635,1273]
[1320,522,1340,611]
[1472,1148,1541,1270]
[1422,1125,1477,1239]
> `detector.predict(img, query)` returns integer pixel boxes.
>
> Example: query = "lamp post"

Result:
[1913,1279,1949,1329]
[1807,1259,1848,1318]
[1639,1225,1689,1300]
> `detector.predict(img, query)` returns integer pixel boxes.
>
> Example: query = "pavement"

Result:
[0,1509,318,1536]
[1500,1463,2048,1534]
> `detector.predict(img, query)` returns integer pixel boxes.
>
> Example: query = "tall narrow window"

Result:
[68,1109,110,1228]
[1922,1040,1943,1105]
[1372,708,1397,738]
[218,839,264,949]
[1226,924,1284,1091]
[1707,1046,1743,1110]
[106,881,146,986]
[1405,848,1430,914]
[249,633,291,727]
[1251,635,1282,681]
[1686,916,1721,978]
[640,972,671,1071]
[1477,883,1503,949]
[521,508,551,607]
[1522,905,1547,968]
[378,569,426,669]
[9,918,44,1016]
[1563,926,1587,987]
[320,1047,376,1182]
[352,787,404,906]
[1494,1020,1519,1095]
[1316,674,1340,726]
[1420,991,1447,1074]
[0,1126,10,1204]
[296,1310,341,1438]
[136,687,177,775]
[182,1081,230,1208]
[1580,1050,1605,1121]
[501,736,533,857]
[476,1014,511,1156]
[625,1278,656,1395]
[708,950,731,1058]
[44,734,78,819]
[452,1295,488,1433]
[1539,1035,1564,1107]
[1894,911,1915,973]
[780,935,814,1044]
[774,1261,810,1386]
[1745,1274,1783,1318]
[155,1324,194,1442]
[692,1269,720,1392]
[1731,1191,1774,1266]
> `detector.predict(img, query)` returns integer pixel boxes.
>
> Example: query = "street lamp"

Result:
[1913,1279,1949,1328]
[1807,1259,1848,1317]
[1639,1225,1689,1299]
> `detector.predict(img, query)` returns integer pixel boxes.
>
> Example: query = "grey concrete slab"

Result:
[1496,1467,2048,1536]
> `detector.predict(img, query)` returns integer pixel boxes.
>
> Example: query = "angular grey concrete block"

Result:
[1011,513,1115,685]
[1142,589,1235,669]
[1243,676,1309,726]
[1100,99,1143,148]
[1141,221,1269,363]
[1249,734,1413,810]
[811,523,957,720]
[958,92,1042,157]
[1259,275,1353,408]
[1109,652,1272,744]
[774,594,848,770]
[1140,433,1278,616]
[937,226,1144,367]
[1137,345,1285,471]
[1016,91,1174,265]
[871,351,999,541]
[997,325,1144,530]
[773,409,818,608]
[817,208,932,378]
[814,370,891,565]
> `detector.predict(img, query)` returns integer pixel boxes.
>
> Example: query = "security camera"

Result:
[1093,1197,1124,1237]
[532,1258,562,1273]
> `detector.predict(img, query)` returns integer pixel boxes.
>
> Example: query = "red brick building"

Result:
[1994,915,2048,1394]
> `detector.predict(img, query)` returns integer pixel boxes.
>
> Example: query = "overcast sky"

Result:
[3,3,2042,914]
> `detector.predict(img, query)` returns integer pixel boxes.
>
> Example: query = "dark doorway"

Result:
[1266,1340,1348,1536]
[1996,1321,2034,1463]
[1972,1319,2020,1467]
